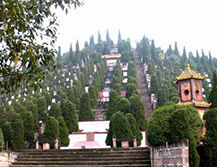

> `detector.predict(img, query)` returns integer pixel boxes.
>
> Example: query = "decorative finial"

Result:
[186,64,190,68]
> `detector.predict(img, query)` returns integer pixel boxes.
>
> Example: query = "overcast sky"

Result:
[56,0,217,57]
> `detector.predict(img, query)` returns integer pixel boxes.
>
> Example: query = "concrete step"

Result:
[11,148,151,167]
[12,159,150,165]
[11,165,151,167]
[17,156,150,161]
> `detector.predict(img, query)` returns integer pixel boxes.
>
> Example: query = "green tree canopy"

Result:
[0,0,83,93]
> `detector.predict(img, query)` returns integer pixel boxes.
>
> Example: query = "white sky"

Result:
[56,0,217,57]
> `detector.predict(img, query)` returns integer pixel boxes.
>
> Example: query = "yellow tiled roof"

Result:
[176,64,205,81]
[178,101,211,108]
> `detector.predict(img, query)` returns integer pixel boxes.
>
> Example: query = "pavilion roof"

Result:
[178,101,211,108]
[176,64,205,81]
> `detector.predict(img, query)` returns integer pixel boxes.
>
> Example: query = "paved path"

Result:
[134,50,153,119]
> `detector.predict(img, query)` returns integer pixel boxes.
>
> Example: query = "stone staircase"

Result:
[10,148,151,167]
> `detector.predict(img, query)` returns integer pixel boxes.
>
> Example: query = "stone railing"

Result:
[150,139,189,167]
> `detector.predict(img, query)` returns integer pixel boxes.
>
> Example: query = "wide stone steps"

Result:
[10,148,151,167]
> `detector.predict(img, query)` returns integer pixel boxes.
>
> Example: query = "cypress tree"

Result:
[126,113,142,146]
[24,100,39,130]
[106,111,133,146]
[174,41,180,56]
[106,30,110,43]
[11,115,25,150]
[79,93,94,121]
[1,121,12,149]
[0,128,4,151]
[49,103,61,119]
[107,90,119,120]
[20,111,34,143]
[126,83,137,99]
[56,46,62,68]
[150,75,160,94]
[129,94,146,130]
[89,86,97,109]
[116,97,131,114]
[61,99,79,132]
[97,31,102,43]
[118,30,122,44]
[202,108,217,167]
[75,40,80,64]
[37,96,47,121]
[209,70,217,108]
[57,116,69,147]
[68,44,74,64]
[181,47,187,69]
[43,116,59,148]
